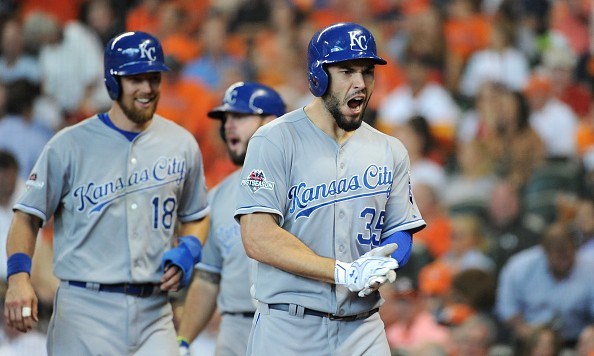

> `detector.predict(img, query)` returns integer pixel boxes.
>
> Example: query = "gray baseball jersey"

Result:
[234,108,426,316]
[198,169,255,313]
[14,113,209,284]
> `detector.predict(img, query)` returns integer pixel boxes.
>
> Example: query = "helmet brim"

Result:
[113,61,171,76]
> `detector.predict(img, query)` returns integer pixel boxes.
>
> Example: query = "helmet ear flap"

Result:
[104,70,120,100]
[308,62,329,97]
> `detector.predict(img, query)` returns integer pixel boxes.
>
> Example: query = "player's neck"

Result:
[304,101,353,144]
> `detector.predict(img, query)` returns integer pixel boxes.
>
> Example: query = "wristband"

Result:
[7,253,32,280]
[334,260,350,285]
[177,335,190,348]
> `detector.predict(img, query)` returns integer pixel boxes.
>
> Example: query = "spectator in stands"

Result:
[182,12,247,99]
[381,277,451,354]
[377,49,460,150]
[518,325,563,356]
[542,44,592,119]
[575,197,594,258]
[435,213,496,275]
[485,178,541,275]
[448,314,499,356]
[443,0,491,95]
[495,221,594,349]
[22,10,110,123]
[524,71,579,159]
[442,140,498,218]
[459,20,530,100]
[576,324,594,356]
[0,80,52,180]
[459,82,546,187]
[0,16,40,84]
[79,0,124,47]
[395,115,447,189]
[411,182,452,261]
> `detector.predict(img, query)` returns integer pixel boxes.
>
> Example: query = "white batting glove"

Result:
[358,269,397,297]
[335,255,398,293]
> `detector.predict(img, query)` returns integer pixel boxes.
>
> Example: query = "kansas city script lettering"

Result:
[288,165,393,214]
[73,156,186,212]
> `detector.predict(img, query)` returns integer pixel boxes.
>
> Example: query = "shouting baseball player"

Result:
[3,31,209,355]
[234,22,427,355]
[177,81,286,356]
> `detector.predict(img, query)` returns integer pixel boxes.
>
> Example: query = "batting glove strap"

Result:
[334,260,351,286]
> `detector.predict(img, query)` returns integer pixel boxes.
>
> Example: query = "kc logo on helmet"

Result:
[348,31,368,51]
[139,41,157,61]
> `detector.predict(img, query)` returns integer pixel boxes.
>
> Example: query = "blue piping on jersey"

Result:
[98,112,141,141]
[383,218,426,234]
[295,188,391,218]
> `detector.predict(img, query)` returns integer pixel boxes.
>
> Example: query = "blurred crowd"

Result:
[0,0,594,355]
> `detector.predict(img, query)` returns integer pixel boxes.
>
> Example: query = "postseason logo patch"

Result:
[241,169,275,193]
[25,173,45,190]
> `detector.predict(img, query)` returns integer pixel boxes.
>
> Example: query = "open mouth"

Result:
[347,97,364,113]
[136,97,153,107]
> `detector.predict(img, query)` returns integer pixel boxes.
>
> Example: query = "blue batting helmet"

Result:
[208,81,286,120]
[104,31,170,100]
[307,22,387,97]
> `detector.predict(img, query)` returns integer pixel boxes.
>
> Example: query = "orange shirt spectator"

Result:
[20,0,84,26]
[125,0,160,34]
[158,62,231,187]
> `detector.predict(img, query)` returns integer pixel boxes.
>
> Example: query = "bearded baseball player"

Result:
[3,31,209,355]
[234,22,427,355]
[177,81,286,356]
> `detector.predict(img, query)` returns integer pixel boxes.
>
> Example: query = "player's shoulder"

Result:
[151,114,195,136]
[359,122,406,150]
[46,114,102,143]
[253,107,308,136]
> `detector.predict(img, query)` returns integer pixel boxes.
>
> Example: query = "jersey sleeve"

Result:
[177,138,210,222]
[197,188,223,274]
[381,140,426,237]
[234,133,288,226]
[14,140,67,226]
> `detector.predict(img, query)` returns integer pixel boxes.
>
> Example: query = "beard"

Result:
[323,92,365,132]
[228,148,247,166]
[118,96,157,125]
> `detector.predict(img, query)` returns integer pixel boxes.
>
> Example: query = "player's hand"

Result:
[357,270,397,297]
[334,255,398,293]
[160,264,183,292]
[361,243,398,258]
[4,273,38,332]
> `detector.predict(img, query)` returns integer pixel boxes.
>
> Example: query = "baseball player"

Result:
[4,31,209,355]
[234,22,427,355]
[177,81,286,356]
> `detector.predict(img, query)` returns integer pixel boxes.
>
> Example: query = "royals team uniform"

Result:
[235,108,426,355]
[197,169,255,355]
[14,113,209,355]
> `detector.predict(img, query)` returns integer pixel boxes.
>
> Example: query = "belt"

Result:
[68,281,161,298]
[268,303,379,321]
[221,311,256,318]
